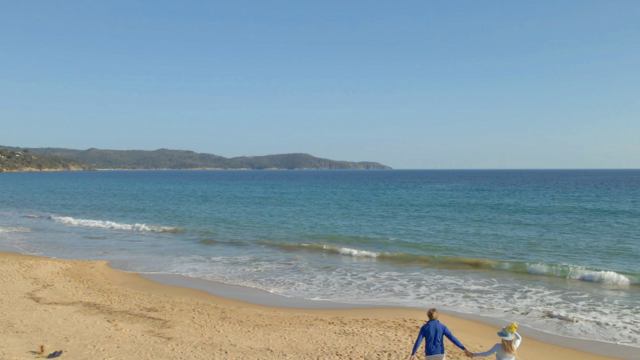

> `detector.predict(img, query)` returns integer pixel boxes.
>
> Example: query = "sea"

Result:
[1,170,638,348]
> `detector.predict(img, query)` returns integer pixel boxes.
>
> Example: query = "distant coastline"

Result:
[93,168,388,171]
[1,168,391,173]
[1,146,391,171]
[0,168,89,173]
[0,148,94,173]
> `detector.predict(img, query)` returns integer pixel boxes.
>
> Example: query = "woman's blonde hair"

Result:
[502,339,517,356]
[427,308,439,320]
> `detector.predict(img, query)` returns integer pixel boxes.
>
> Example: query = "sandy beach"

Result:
[0,251,626,360]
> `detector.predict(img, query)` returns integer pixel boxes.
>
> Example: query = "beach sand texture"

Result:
[0,252,621,360]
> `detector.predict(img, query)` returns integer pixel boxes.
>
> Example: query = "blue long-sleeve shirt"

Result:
[411,320,466,356]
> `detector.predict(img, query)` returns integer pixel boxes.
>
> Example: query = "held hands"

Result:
[410,351,472,359]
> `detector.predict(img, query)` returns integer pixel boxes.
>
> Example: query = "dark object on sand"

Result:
[37,345,45,355]
[46,350,63,358]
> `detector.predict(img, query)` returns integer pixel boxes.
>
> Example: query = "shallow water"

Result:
[1,170,639,346]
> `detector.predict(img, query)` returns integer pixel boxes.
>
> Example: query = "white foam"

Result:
[46,215,176,233]
[0,226,31,233]
[526,263,633,286]
[527,263,550,274]
[336,247,380,258]
[570,270,632,286]
[546,311,579,322]
[315,244,381,258]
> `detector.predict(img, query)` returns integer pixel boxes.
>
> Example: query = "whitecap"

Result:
[569,269,632,286]
[45,215,177,233]
[336,247,380,258]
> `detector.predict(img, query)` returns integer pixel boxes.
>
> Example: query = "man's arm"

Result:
[410,328,424,358]
[443,326,466,350]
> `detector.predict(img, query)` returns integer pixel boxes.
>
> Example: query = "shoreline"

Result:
[0,249,634,360]
[139,273,639,359]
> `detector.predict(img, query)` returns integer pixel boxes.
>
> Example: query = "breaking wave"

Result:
[569,270,632,286]
[261,242,382,259]
[45,215,180,233]
[261,242,637,286]
[525,263,633,286]
[336,247,380,258]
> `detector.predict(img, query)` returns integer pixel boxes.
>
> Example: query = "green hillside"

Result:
[0,146,391,170]
[0,148,94,172]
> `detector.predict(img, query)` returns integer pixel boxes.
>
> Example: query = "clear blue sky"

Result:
[2,1,639,169]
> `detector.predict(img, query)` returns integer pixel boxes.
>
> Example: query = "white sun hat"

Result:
[497,323,518,340]
[497,327,515,340]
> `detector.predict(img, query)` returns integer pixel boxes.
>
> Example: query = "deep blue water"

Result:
[1,170,639,346]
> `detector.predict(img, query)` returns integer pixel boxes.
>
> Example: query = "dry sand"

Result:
[0,251,623,360]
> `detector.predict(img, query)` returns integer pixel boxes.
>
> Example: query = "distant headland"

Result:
[0,148,94,172]
[0,146,391,172]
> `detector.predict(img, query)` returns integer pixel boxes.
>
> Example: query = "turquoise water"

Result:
[1,170,639,346]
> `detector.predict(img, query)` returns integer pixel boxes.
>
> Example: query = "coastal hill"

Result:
[0,146,391,170]
[0,148,94,172]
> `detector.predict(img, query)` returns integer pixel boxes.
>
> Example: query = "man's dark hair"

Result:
[427,308,439,320]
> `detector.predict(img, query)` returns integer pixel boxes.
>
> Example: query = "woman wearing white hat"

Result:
[471,323,521,359]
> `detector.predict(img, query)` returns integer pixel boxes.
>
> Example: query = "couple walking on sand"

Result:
[409,309,522,360]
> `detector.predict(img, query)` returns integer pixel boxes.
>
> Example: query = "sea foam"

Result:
[0,226,31,233]
[46,215,178,233]
[289,243,383,258]
[526,263,633,286]
[270,241,637,285]
[569,269,632,286]
[527,263,553,275]
[335,246,381,258]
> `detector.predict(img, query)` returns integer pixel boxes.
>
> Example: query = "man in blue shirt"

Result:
[410,308,473,360]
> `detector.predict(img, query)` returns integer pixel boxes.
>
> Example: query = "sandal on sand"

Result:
[46,351,63,358]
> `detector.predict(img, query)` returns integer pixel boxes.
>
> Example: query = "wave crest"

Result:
[526,263,633,286]
[270,243,382,258]
[46,215,179,233]
[261,242,637,286]
[336,246,380,258]
[570,270,631,286]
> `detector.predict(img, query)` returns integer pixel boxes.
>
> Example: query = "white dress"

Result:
[473,333,522,360]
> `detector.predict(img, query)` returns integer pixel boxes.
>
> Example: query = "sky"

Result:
[1,1,639,169]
